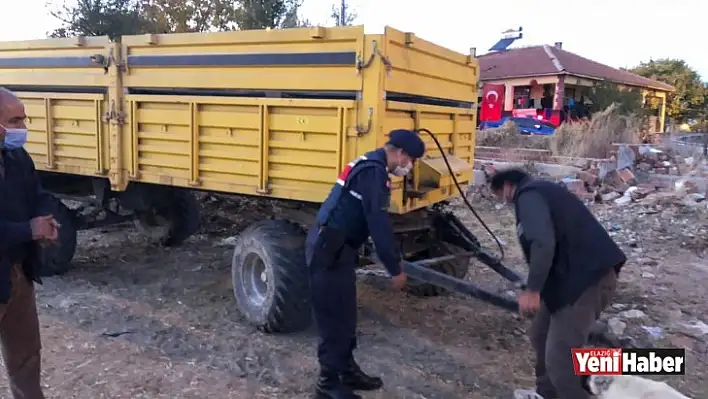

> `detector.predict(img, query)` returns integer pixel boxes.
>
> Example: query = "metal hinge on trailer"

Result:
[102,100,126,125]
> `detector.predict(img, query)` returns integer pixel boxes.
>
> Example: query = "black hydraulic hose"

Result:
[416,128,505,261]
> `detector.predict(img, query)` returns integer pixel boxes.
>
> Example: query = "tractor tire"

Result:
[405,241,471,297]
[38,196,78,277]
[231,219,311,333]
[134,189,201,247]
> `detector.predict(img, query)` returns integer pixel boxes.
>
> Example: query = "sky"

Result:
[2,0,706,80]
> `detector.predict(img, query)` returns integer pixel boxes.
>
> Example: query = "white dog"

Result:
[587,375,691,399]
[513,375,690,399]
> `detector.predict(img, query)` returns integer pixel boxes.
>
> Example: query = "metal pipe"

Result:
[403,260,519,312]
[409,252,478,267]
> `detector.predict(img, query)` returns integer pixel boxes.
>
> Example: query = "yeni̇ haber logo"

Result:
[572,348,686,376]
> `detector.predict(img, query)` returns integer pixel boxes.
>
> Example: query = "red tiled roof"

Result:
[477,45,675,92]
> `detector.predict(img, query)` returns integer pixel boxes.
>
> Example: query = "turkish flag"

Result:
[480,83,505,122]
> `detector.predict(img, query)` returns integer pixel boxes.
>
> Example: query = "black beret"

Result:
[386,129,425,158]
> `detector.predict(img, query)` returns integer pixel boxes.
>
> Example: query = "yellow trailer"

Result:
[0,26,521,332]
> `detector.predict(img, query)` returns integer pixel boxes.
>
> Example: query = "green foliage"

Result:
[629,59,706,124]
[236,0,306,30]
[49,0,148,38]
[139,0,240,33]
[586,81,646,117]
[48,0,307,38]
[696,82,708,132]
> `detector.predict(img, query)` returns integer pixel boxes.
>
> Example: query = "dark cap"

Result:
[386,129,425,158]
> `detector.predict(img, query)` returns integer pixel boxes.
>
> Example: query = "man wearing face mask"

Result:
[487,168,626,399]
[306,128,425,399]
[0,87,59,399]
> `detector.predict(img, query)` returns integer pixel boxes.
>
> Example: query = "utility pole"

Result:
[331,0,355,26]
[339,0,347,26]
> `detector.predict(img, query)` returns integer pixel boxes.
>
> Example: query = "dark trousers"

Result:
[1,265,45,399]
[529,269,617,399]
[306,227,358,373]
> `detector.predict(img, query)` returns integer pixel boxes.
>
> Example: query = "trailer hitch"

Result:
[367,249,521,312]
[433,211,525,284]
[368,209,528,313]
[402,259,520,312]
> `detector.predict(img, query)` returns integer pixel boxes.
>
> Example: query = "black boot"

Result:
[314,369,362,399]
[340,359,383,391]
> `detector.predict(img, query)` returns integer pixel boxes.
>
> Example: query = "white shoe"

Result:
[513,389,545,399]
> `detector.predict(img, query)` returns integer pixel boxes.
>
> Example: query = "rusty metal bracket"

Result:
[355,40,393,76]
[354,105,373,136]
[114,110,126,125]
[102,101,126,125]
[101,100,114,123]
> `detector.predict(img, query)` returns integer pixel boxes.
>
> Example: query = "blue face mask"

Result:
[1,125,28,150]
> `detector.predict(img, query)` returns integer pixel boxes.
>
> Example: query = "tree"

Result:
[139,0,239,33]
[280,1,311,28]
[586,81,646,117]
[233,0,305,30]
[629,59,706,125]
[693,82,708,132]
[48,0,304,39]
[49,0,149,38]
[330,0,356,26]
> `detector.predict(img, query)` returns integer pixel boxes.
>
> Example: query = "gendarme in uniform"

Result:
[305,129,425,399]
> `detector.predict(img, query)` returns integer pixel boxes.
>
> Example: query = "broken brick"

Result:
[603,170,630,193]
[616,168,637,185]
[576,170,599,186]
[628,186,654,200]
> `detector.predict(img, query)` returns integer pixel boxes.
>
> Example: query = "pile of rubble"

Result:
[624,144,683,175]
[473,142,708,209]
[557,144,708,206]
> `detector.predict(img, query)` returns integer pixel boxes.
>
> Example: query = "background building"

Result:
[477,42,675,133]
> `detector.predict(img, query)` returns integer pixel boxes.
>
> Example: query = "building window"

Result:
[513,85,532,109]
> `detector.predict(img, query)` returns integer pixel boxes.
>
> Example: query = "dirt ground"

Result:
[0,193,706,399]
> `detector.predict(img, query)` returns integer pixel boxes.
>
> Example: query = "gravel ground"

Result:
[0,193,705,398]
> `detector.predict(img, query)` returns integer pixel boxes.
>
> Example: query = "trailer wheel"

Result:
[231,219,311,333]
[38,196,78,277]
[134,189,201,247]
[405,242,470,297]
